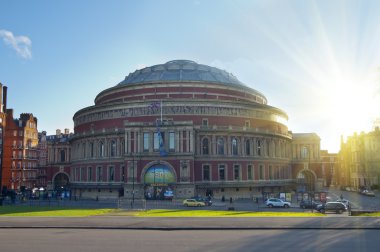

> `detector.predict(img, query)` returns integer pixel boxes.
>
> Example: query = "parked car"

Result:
[266,198,291,208]
[183,199,206,207]
[361,190,376,197]
[191,196,213,206]
[316,202,347,214]
[299,200,320,209]
[163,190,174,200]
[336,199,351,207]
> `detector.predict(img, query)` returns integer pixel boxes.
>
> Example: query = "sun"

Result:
[319,70,378,138]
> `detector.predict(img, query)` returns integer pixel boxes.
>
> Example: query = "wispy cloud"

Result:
[136,63,146,70]
[0,29,32,59]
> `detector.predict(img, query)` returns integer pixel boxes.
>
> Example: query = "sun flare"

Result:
[318,70,378,138]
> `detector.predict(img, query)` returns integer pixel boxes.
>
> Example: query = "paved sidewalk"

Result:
[1,215,380,230]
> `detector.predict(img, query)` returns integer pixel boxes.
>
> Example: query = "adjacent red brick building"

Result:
[0,84,39,194]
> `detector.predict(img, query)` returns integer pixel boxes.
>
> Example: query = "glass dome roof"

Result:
[118,60,246,87]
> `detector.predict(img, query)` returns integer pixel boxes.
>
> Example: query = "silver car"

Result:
[266,198,291,208]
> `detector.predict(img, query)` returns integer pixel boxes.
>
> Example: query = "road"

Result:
[1,187,378,212]
[0,228,379,252]
[327,187,379,210]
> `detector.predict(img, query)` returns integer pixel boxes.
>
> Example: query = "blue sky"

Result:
[1,0,380,152]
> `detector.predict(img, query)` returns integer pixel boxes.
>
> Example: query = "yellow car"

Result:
[183,199,206,207]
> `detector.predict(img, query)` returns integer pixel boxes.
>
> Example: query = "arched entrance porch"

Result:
[296,169,316,193]
[53,172,70,198]
[143,164,176,200]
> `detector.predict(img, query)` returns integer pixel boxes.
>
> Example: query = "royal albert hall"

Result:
[69,60,298,200]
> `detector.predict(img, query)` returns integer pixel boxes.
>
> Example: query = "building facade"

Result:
[0,84,6,195]
[339,128,380,189]
[3,111,39,191]
[291,133,323,193]
[35,60,330,200]
[43,129,72,197]
[0,84,40,197]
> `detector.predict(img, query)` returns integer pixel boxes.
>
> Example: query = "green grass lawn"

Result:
[0,206,116,217]
[115,209,324,217]
[2,206,378,217]
[0,206,325,217]
[355,212,380,217]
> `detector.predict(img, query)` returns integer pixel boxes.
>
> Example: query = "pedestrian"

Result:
[229,197,232,204]
[340,194,343,200]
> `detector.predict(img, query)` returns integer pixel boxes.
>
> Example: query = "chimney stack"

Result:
[3,85,7,112]
[0,83,3,113]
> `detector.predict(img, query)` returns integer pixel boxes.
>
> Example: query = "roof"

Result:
[292,133,321,140]
[46,134,72,143]
[117,60,247,87]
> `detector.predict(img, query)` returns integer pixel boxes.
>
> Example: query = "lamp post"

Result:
[308,145,313,213]
[131,153,135,208]
[132,157,135,207]
[0,125,3,206]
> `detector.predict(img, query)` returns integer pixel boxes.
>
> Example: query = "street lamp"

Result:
[130,153,135,208]
[307,145,313,213]
[132,155,135,207]
[0,124,3,206]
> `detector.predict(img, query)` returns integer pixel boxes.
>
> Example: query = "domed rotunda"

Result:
[69,60,294,200]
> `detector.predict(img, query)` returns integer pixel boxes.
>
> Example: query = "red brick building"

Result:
[0,84,39,193]
[39,60,333,200]
[3,111,39,191]
[67,60,320,200]
[0,84,6,194]
[44,129,72,196]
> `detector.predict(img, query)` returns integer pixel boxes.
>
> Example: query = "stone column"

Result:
[125,131,130,154]
[137,129,141,153]
[189,130,194,153]
[176,130,180,153]
[241,136,245,156]
[212,135,216,155]
[227,135,231,156]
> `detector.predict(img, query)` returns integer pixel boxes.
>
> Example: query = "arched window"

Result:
[232,138,238,155]
[76,143,80,159]
[272,141,276,157]
[60,150,65,162]
[202,138,209,155]
[120,139,125,155]
[217,137,225,155]
[245,139,251,155]
[257,139,262,156]
[99,141,104,157]
[110,140,116,157]
[90,142,94,158]
[302,146,308,159]
[82,143,86,158]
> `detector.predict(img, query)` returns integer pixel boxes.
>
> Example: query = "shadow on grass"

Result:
[0,206,69,215]
[0,206,114,216]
